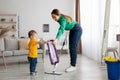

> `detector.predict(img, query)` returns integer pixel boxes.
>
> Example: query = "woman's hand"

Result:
[52,39,58,45]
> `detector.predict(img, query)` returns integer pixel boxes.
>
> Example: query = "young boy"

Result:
[28,30,46,76]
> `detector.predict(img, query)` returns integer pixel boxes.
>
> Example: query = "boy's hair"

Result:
[28,30,37,38]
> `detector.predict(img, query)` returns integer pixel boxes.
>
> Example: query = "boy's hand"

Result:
[43,41,47,44]
[39,40,47,44]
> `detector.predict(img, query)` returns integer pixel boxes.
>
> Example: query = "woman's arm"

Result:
[56,18,66,40]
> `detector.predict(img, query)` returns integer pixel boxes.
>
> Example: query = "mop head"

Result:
[47,40,59,64]
[45,40,62,75]
[44,71,62,75]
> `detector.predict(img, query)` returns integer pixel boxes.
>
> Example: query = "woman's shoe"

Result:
[65,66,76,72]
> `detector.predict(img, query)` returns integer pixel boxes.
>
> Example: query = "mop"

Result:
[44,40,61,75]
[44,32,68,75]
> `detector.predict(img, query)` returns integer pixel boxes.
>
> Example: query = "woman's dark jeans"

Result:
[69,23,82,66]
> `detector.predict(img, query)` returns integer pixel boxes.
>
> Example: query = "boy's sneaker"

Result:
[30,72,36,76]
[65,66,76,72]
[35,71,37,73]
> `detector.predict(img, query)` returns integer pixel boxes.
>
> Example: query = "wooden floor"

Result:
[0,54,108,80]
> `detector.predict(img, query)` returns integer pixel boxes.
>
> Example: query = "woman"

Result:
[51,9,82,72]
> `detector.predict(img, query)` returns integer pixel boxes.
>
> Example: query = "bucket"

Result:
[106,61,119,80]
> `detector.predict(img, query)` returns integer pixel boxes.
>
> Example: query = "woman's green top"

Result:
[56,15,77,39]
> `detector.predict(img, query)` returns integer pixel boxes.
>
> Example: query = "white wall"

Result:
[108,0,120,54]
[0,0,75,40]
[108,0,120,48]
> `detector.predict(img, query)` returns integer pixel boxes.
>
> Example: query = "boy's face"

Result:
[31,33,38,39]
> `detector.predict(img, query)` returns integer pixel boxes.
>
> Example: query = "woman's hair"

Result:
[28,30,37,38]
[51,9,72,23]
[51,9,60,16]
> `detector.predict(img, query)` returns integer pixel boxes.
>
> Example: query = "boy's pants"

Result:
[28,57,37,72]
[69,23,82,67]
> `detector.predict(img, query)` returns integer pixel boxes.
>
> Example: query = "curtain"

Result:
[75,0,82,54]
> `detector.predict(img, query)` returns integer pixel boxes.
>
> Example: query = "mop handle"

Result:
[62,32,68,49]
[53,63,58,72]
